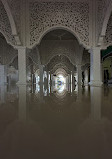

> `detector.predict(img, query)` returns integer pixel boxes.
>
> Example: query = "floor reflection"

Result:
[0,83,112,159]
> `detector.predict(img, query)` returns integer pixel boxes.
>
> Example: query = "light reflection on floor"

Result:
[0,84,112,159]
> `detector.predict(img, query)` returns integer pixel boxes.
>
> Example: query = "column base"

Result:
[89,80,103,87]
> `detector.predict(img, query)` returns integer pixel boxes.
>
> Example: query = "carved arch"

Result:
[30,26,88,50]
[1,0,21,45]
[45,52,76,66]
[51,65,70,75]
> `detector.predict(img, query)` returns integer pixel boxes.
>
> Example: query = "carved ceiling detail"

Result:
[29,2,89,48]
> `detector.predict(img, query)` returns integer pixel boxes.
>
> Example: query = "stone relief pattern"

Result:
[0,38,17,65]
[0,1,15,45]
[30,2,89,47]
[39,41,76,65]
[104,12,112,46]
[97,0,110,40]
[7,0,21,34]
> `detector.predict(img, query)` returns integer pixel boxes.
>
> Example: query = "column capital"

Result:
[14,46,27,50]
[89,47,101,53]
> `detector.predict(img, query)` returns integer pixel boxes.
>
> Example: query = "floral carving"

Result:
[29,2,89,48]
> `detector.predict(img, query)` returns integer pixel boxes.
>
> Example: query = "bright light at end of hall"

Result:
[57,74,66,83]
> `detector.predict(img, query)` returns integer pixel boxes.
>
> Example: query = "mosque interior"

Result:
[0,0,112,158]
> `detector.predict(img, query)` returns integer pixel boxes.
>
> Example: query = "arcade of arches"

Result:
[0,0,112,86]
[1,0,112,159]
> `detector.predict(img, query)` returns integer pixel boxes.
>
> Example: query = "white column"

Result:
[17,47,27,85]
[77,64,82,85]
[84,69,89,85]
[47,71,49,96]
[89,47,103,86]
[71,71,72,84]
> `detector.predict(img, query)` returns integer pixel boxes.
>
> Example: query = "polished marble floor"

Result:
[0,83,112,159]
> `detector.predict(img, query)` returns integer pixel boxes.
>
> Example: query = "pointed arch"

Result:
[29,26,88,50]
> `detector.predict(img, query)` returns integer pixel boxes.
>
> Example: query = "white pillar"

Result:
[39,65,44,84]
[89,47,103,86]
[84,69,89,85]
[71,71,72,84]
[17,47,27,85]
[77,64,82,85]
[47,71,49,96]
